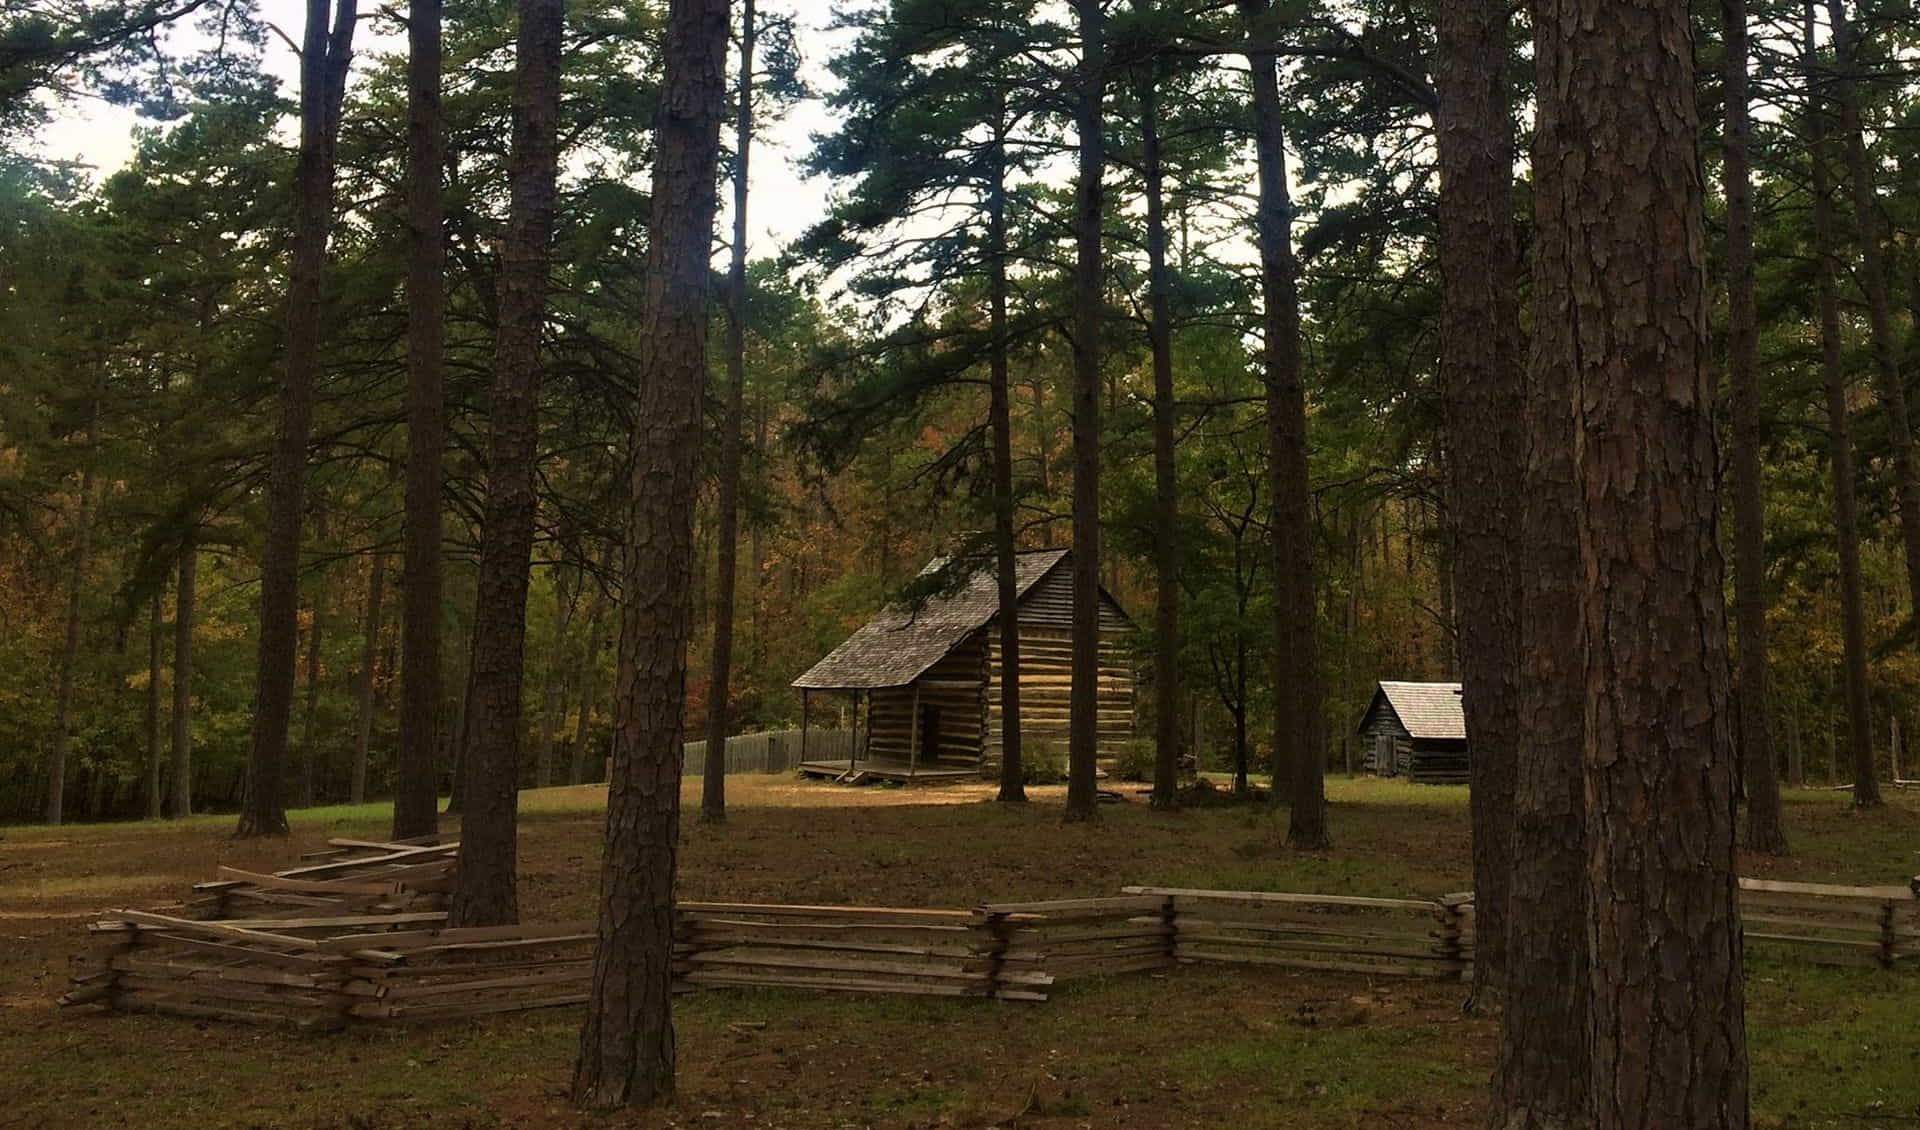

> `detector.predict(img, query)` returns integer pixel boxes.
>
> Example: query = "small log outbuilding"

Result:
[1357,680,1469,785]
[792,549,1135,782]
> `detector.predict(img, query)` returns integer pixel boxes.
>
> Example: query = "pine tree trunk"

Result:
[46,419,96,827]
[571,0,727,1107]
[1724,0,1788,853]
[1828,0,1919,683]
[1433,0,1523,999]
[703,0,755,823]
[990,92,1027,805]
[1535,0,1751,1116]
[447,0,565,926]
[299,570,326,809]
[1781,702,1797,790]
[570,597,606,785]
[445,659,471,813]
[1805,16,1877,817]
[1141,60,1180,813]
[352,549,388,804]
[536,574,576,790]
[1063,0,1106,824]
[170,532,196,818]
[394,0,445,843]
[239,0,357,838]
[146,590,165,820]
[1243,0,1327,849]
[1487,0,1592,1107]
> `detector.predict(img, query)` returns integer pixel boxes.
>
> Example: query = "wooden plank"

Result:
[1123,886,1437,912]
[683,933,984,960]
[1174,917,1443,945]
[212,888,351,911]
[116,911,325,951]
[681,968,991,997]
[274,842,461,881]
[680,902,976,924]
[1176,948,1438,978]
[115,990,343,1029]
[114,973,343,1010]
[980,896,1164,915]
[212,912,449,931]
[1174,932,1450,963]
[110,954,340,990]
[1744,931,1884,951]
[313,921,594,953]
[349,954,597,980]
[361,992,591,1021]
[1739,893,1891,921]
[378,963,594,1000]
[1047,954,1174,979]
[685,950,1053,986]
[141,932,348,971]
[1738,877,1913,901]
[365,934,600,959]
[1740,912,1885,937]
[326,835,449,850]
[1023,923,1170,946]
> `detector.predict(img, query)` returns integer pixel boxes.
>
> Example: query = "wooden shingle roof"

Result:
[792,550,1070,691]
[1362,681,1467,741]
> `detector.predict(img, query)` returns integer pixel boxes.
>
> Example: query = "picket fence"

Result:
[678,727,854,777]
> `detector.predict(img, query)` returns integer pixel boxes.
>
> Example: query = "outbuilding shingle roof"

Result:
[1365,680,1466,741]
[792,550,1070,691]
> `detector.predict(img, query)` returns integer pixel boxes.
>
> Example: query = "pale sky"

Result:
[34,0,846,255]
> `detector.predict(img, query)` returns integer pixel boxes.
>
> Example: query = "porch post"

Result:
[800,690,810,764]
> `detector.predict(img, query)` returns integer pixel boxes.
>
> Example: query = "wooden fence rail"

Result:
[1738,876,1919,968]
[1119,886,1473,980]
[61,852,1914,1032]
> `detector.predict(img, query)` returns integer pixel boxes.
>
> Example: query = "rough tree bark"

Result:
[394,0,445,842]
[1723,0,1787,852]
[990,89,1027,805]
[1062,0,1107,824]
[1485,224,1592,1129]
[1805,10,1877,816]
[1534,0,1752,1118]
[569,594,606,785]
[446,0,564,926]
[45,412,96,826]
[146,590,165,820]
[351,548,388,804]
[1243,0,1327,849]
[536,573,576,789]
[238,0,357,838]
[170,532,196,818]
[570,0,727,1107]
[1141,57,1180,812]
[1829,0,1920,672]
[703,0,755,823]
[1432,0,1522,997]
[1485,0,1592,1111]
[298,572,326,808]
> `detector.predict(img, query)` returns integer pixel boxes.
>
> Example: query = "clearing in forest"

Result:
[2,777,1915,1129]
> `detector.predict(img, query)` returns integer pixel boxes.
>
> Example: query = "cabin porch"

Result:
[793,757,983,784]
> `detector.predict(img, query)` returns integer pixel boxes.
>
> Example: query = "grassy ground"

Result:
[1,777,1915,1128]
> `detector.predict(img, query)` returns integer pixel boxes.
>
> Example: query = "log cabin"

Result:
[1356,680,1470,785]
[792,549,1136,783]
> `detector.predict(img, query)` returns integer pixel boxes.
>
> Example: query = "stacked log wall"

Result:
[983,564,1135,767]
[864,635,987,765]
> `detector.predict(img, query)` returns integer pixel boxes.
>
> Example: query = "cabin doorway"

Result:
[918,704,942,764]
